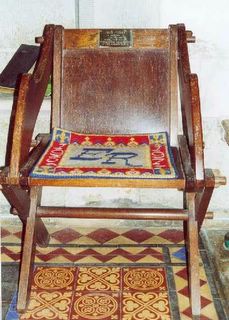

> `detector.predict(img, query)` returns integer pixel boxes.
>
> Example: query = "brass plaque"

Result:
[99,29,132,47]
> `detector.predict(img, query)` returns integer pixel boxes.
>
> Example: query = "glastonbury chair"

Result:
[0,24,226,316]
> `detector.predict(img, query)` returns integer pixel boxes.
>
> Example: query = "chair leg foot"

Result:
[187,193,201,316]
[17,187,39,312]
[17,216,36,311]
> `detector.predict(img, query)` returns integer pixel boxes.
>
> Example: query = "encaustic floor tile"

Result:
[75,266,121,292]
[2,226,224,319]
[16,266,172,320]
[30,266,77,292]
[20,291,73,320]
[71,292,120,320]
[122,267,167,293]
[122,291,171,320]
[6,264,220,320]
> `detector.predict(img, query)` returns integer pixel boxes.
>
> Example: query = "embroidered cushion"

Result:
[30,128,178,180]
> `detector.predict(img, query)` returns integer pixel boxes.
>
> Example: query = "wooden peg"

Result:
[212,169,227,187]
[35,36,44,44]
[186,30,196,43]
[10,207,18,215]
[205,212,214,219]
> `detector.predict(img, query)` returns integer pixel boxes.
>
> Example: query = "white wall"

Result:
[0,0,76,71]
[0,0,229,216]
[160,0,229,118]
[79,0,160,28]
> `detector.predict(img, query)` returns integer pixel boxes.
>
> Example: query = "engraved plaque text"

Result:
[99,29,132,47]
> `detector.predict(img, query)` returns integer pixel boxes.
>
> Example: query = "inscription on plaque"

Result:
[99,29,132,47]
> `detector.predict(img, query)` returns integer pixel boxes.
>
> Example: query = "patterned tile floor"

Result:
[1,224,228,320]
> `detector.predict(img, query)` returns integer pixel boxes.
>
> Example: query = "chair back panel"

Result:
[60,48,170,134]
[52,28,178,143]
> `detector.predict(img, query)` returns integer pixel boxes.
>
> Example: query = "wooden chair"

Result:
[0,24,226,316]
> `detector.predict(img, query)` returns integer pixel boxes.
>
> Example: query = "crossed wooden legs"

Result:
[15,188,209,315]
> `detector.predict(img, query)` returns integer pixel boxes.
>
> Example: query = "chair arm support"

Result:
[8,25,54,183]
[178,134,205,190]
[178,135,194,176]
[19,134,50,187]
[178,134,195,189]
[31,133,50,148]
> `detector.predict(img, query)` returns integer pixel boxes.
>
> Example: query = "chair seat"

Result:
[28,128,185,188]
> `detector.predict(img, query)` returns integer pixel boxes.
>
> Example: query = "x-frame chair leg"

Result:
[196,186,214,231]
[1,184,49,247]
[17,186,41,312]
[186,192,200,316]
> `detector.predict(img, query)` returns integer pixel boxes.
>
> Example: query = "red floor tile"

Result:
[51,228,82,243]
[1,228,11,238]
[122,229,153,243]
[157,229,184,243]
[87,228,119,244]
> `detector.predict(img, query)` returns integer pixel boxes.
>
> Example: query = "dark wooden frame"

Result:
[0,24,226,316]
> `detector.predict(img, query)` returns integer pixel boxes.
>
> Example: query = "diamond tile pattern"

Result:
[158,229,184,244]
[51,228,81,243]
[1,226,188,247]
[87,228,119,244]
[1,227,11,238]
[122,229,154,243]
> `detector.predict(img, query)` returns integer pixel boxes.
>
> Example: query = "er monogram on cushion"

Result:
[30,128,178,179]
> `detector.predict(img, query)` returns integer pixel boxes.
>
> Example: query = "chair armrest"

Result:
[8,25,54,183]
[205,169,227,188]
[177,24,205,185]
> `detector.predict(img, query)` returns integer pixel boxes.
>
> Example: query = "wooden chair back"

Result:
[52,27,178,145]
